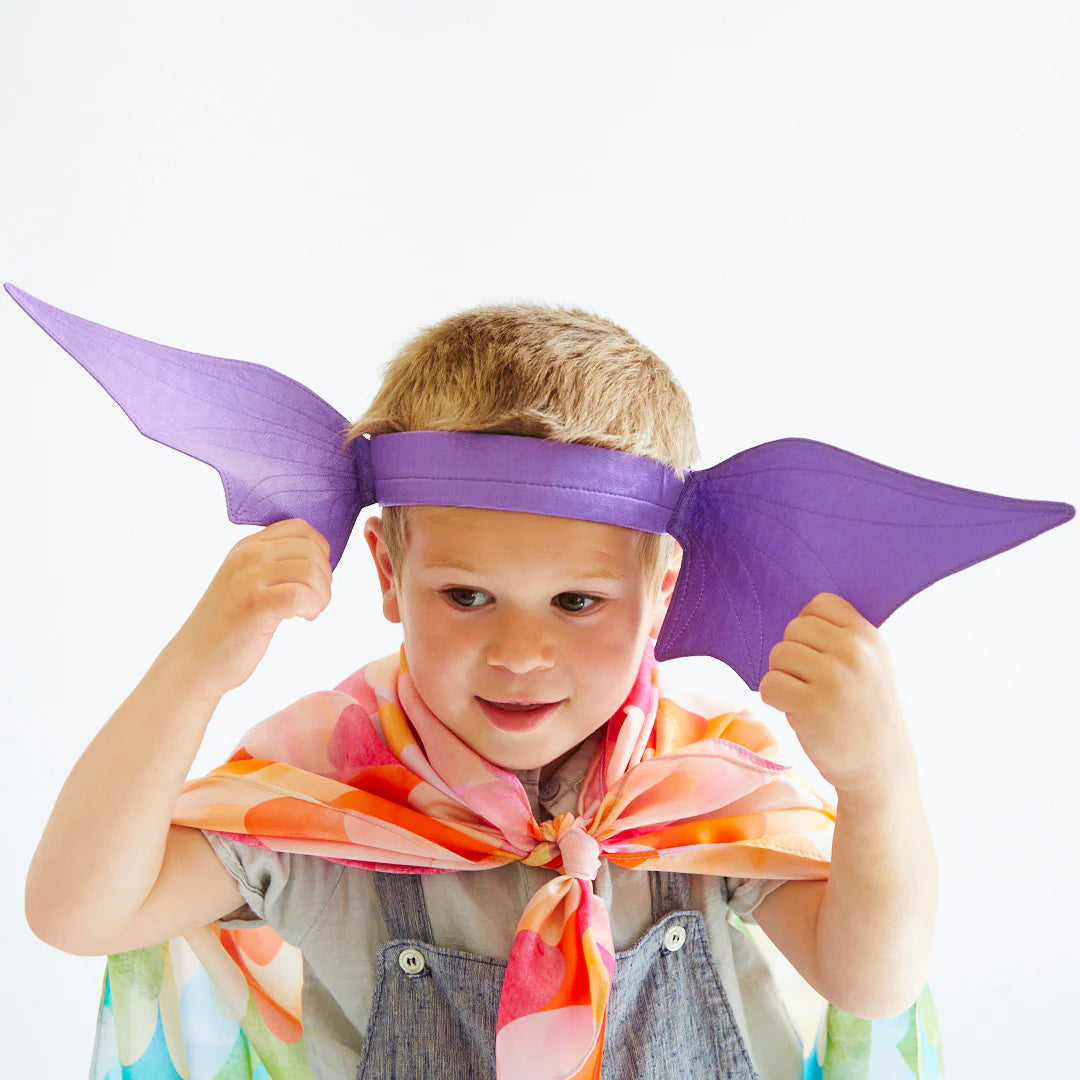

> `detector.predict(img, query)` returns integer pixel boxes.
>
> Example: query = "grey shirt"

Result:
[202,729,806,1079]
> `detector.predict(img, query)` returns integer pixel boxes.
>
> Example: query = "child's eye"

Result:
[444,588,489,609]
[556,592,600,613]
[442,588,601,614]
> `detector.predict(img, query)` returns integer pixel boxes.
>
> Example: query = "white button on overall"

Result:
[663,924,687,952]
[398,947,426,975]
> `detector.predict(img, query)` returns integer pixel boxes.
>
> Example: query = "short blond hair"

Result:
[341,302,700,598]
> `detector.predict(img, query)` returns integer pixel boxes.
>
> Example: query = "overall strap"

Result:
[371,871,435,942]
[648,869,691,919]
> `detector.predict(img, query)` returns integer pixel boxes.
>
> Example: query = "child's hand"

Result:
[757,592,911,794]
[166,518,333,698]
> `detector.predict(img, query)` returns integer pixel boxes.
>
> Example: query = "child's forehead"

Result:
[409,505,635,566]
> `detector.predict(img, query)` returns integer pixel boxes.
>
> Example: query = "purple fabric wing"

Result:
[655,437,1075,688]
[9,282,1073,690]
[5,283,374,569]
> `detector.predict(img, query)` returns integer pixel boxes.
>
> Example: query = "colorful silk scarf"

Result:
[90,636,943,1080]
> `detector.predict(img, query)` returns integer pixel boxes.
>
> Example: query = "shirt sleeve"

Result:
[726,876,788,924]
[200,829,345,944]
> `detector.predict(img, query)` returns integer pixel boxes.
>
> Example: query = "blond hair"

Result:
[341,302,700,598]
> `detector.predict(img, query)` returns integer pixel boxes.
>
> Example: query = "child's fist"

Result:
[758,592,911,793]
[167,518,333,698]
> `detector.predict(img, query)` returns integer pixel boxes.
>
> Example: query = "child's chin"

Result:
[480,738,566,774]
[482,747,552,772]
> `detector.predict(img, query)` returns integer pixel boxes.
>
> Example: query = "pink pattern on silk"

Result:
[496,930,566,1028]
[327,702,400,774]
[171,636,836,1080]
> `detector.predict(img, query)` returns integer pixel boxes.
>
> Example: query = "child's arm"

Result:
[25,519,333,956]
[751,742,937,1019]
[755,591,938,1019]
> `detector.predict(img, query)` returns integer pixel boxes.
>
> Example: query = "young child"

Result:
[25,301,937,1080]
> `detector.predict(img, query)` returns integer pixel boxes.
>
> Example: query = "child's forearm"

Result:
[813,739,939,1019]
[25,638,224,952]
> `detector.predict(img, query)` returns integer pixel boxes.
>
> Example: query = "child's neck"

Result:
[538,742,583,784]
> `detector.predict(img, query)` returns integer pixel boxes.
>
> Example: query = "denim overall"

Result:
[355,869,761,1079]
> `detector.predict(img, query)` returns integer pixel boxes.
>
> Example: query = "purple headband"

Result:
[7,282,1073,690]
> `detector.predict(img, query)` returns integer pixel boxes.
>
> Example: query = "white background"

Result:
[1,3,1077,1077]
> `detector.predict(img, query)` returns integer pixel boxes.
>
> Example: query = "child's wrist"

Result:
[151,635,230,708]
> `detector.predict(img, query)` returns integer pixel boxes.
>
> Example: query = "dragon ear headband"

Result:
[7,282,1073,691]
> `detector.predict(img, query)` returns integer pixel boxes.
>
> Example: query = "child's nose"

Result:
[484,617,557,675]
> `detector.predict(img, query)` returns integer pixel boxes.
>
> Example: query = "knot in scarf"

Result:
[524,812,602,881]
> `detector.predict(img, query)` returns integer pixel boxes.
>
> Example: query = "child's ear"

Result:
[362,516,402,624]
[648,542,683,638]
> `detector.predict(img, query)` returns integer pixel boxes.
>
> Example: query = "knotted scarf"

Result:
[89,636,943,1079]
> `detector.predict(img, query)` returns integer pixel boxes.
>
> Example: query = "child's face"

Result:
[362,506,681,772]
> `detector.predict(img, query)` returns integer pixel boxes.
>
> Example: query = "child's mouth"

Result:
[476,697,564,733]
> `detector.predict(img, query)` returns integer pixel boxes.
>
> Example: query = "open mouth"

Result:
[476,697,564,732]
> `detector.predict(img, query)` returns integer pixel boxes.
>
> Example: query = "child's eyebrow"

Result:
[424,557,625,582]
